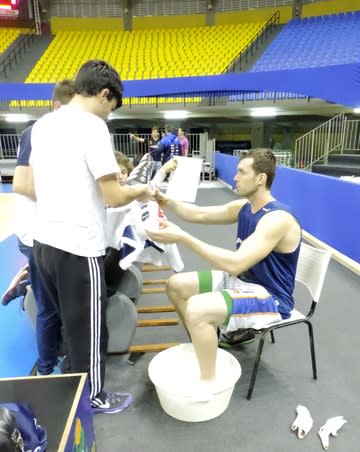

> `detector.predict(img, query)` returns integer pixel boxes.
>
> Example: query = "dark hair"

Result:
[243,148,276,189]
[0,407,23,451]
[74,59,123,110]
[164,124,178,135]
[151,126,159,132]
[52,79,75,105]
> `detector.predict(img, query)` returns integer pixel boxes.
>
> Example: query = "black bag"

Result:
[0,402,47,452]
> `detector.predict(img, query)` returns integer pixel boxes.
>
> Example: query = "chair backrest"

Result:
[295,242,331,303]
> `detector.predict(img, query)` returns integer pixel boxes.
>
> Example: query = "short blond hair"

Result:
[114,150,133,174]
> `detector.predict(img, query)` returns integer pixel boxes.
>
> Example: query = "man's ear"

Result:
[52,100,61,110]
[258,172,267,186]
[100,88,110,100]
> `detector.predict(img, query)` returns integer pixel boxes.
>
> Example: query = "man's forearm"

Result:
[13,182,36,201]
[109,184,148,207]
[13,166,36,201]
[164,198,204,223]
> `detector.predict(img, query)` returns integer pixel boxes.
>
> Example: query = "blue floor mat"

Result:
[0,234,37,377]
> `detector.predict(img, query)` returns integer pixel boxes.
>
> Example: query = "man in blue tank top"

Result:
[147,148,301,400]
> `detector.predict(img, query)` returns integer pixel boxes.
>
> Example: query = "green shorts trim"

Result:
[220,290,232,326]
[198,270,213,294]
[197,271,232,326]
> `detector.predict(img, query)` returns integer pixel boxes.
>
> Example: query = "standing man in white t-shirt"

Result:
[28,60,153,414]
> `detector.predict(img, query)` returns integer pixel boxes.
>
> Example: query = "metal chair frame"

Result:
[246,242,331,400]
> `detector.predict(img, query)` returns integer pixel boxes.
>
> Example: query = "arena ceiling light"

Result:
[4,114,33,122]
[163,110,189,119]
[250,107,278,117]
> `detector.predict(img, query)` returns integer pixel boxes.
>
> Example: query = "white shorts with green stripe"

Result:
[197,270,281,332]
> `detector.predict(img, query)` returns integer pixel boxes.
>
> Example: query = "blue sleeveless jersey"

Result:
[236,201,300,319]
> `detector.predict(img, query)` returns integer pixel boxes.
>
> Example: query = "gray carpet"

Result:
[95,185,358,452]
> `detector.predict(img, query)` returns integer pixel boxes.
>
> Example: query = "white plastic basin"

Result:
[148,343,241,422]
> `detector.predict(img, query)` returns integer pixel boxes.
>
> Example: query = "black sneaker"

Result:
[92,391,133,415]
[218,328,256,348]
[1,264,29,306]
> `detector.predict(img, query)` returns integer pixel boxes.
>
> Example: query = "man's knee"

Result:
[166,272,199,300]
[184,295,206,328]
[166,273,182,294]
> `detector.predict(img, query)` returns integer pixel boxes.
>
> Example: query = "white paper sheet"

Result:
[166,156,203,202]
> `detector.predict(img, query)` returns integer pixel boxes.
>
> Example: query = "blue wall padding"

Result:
[215,153,360,264]
[1,62,360,106]
[0,235,37,377]
[215,152,238,190]
[272,166,360,263]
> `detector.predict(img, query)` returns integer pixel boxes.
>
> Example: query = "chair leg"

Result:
[270,330,275,343]
[247,332,267,400]
[306,320,317,380]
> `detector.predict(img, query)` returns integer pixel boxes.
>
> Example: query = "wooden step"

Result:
[137,305,176,313]
[143,279,167,285]
[137,318,178,327]
[141,287,166,294]
[128,342,179,354]
[141,265,171,272]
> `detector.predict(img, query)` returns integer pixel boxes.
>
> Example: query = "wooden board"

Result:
[128,342,179,353]
[137,318,178,327]
[143,279,167,285]
[141,287,167,294]
[141,265,171,272]
[137,305,176,313]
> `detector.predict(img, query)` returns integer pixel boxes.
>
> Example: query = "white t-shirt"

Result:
[30,105,119,257]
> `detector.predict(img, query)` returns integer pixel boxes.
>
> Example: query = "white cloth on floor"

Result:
[291,405,313,439]
[105,200,184,272]
[318,416,348,450]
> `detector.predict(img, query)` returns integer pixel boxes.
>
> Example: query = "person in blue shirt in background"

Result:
[150,124,182,164]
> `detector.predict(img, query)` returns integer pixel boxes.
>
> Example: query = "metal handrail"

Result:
[0,133,204,160]
[0,26,37,79]
[294,113,346,170]
[223,10,280,73]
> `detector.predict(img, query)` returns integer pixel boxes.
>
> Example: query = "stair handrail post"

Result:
[324,120,331,164]
[310,130,315,171]
[340,114,347,154]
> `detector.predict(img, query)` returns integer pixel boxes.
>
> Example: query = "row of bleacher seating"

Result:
[2,10,360,80]
[252,11,360,72]
[0,28,29,54]
[228,91,306,102]
[4,10,360,109]
[26,22,264,82]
